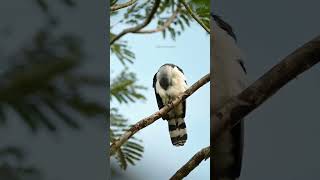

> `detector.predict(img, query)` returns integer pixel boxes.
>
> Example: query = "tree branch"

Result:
[110,73,210,156]
[211,35,320,145]
[134,5,180,34]
[169,35,320,180]
[179,0,210,34]
[110,0,161,45]
[170,146,210,180]
[111,0,138,11]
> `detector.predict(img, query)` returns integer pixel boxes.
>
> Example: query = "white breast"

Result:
[156,66,188,104]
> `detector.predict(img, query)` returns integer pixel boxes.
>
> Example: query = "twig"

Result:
[111,0,138,11]
[170,146,210,180]
[134,5,180,34]
[110,0,161,45]
[179,0,210,34]
[110,73,210,155]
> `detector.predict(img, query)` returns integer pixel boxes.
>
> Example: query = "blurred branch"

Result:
[211,35,320,146]
[0,146,42,179]
[111,0,138,11]
[110,73,210,155]
[180,0,210,33]
[110,0,161,45]
[170,146,210,180]
[134,5,181,34]
[0,31,105,132]
[0,60,77,102]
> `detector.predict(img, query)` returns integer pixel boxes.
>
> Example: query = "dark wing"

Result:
[230,119,244,178]
[153,73,166,119]
[175,65,184,74]
[237,59,247,74]
[181,80,187,118]
[181,100,186,118]
[155,90,164,110]
[211,13,237,42]
[152,72,157,88]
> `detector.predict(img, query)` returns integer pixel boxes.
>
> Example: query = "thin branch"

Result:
[179,0,210,34]
[110,73,210,156]
[170,146,210,180]
[211,35,320,145]
[111,0,138,11]
[134,5,180,34]
[110,0,161,45]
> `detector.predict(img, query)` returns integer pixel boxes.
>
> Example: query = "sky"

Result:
[110,13,210,179]
[214,0,320,179]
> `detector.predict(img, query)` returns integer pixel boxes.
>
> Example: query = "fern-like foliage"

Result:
[110,69,146,169]
[0,146,42,180]
[111,70,146,104]
[111,0,209,41]
[110,108,144,170]
[110,34,135,66]
[0,29,105,132]
[188,0,210,29]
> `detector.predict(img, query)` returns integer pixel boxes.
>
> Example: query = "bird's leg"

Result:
[163,114,169,120]
[167,95,175,104]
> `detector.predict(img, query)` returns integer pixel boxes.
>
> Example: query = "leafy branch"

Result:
[0,30,105,132]
[134,4,181,34]
[110,0,161,45]
[180,0,210,33]
[110,70,146,169]
[110,108,144,170]
[111,70,146,104]
[111,0,138,11]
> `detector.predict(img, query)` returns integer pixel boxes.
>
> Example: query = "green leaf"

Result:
[110,108,144,170]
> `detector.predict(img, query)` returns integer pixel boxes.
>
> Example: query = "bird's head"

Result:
[157,64,176,90]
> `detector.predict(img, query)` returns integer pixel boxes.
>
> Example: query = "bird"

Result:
[153,64,188,146]
[211,14,249,180]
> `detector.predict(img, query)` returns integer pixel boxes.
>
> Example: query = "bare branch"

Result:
[110,73,210,155]
[179,0,210,33]
[111,0,138,11]
[211,35,320,145]
[110,0,161,45]
[169,35,320,180]
[170,146,210,180]
[134,5,180,34]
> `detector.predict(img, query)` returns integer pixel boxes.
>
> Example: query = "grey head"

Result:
[155,64,184,90]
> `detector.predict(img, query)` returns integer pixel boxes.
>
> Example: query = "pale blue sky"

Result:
[111,19,210,179]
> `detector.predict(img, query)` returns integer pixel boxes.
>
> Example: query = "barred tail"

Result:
[168,118,187,146]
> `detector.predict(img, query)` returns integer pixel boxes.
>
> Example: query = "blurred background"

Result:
[213,0,320,179]
[110,0,210,179]
[0,0,107,180]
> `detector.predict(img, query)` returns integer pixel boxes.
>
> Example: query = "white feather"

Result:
[155,66,188,104]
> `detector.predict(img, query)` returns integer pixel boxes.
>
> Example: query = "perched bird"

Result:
[211,14,248,180]
[153,64,188,146]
